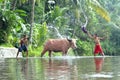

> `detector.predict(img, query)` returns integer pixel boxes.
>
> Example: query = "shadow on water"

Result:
[0,56,120,80]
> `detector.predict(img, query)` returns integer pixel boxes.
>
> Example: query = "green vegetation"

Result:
[0,0,120,56]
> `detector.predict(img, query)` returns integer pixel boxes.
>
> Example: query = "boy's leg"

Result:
[16,47,22,58]
[26,50,28,57]
[101,52,105,56]
[100,47,105,56]
[16,50,19,58]
[94,53,97,56]
[23,45,28,57]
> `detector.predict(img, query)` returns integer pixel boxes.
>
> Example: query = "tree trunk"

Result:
[29,0,35,44]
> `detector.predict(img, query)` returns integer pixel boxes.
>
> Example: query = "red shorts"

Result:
[94,44,103,54]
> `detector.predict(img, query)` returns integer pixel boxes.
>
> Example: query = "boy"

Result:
[16,34,28,58]
[87,32,105,56]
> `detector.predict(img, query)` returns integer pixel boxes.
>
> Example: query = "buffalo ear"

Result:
[67,38,72,42]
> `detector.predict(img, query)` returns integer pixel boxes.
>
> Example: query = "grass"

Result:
[0,43,13,47]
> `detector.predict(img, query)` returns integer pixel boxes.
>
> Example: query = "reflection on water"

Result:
[43,59,70,80]
[0,56,120,80]
[42,58,79,80]
[21,58,28,80]
[94,57,104,73]
[89,57,113,78]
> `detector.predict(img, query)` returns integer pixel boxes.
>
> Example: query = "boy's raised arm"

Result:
[87,32,94,39]
[99,36,107,40]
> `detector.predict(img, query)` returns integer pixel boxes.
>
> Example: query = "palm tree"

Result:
[29,0,35,44]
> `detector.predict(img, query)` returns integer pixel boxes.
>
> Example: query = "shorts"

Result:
[94,44,103,54]
[18,44,28,52]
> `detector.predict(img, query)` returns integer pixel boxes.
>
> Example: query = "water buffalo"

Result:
[41,38,77,57]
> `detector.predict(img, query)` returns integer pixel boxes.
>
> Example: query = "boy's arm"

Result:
[19,39,22,46]
[99,36,107,40]
[87,32,94,39]
[25,38,29,46]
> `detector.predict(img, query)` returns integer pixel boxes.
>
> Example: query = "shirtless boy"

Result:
[16,34,28,58]
[87,32,105,56]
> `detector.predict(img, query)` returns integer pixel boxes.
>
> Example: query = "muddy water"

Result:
[0,56,120,80]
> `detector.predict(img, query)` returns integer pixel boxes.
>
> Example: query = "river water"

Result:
[0,56,120,80]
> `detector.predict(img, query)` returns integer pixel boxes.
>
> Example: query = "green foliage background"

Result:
[0,0,120,56]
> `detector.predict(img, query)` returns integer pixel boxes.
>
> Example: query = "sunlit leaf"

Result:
[0,0,4,3]
[75,8,81,19]
[89,0,111,22]
[20,22,26,32]
[14,9,27,17]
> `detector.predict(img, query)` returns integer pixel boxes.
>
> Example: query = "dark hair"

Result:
[94,33,98,37]
[23,34,27,37]
[95,33,97,36]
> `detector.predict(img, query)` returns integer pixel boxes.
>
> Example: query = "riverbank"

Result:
[0,47,22,58]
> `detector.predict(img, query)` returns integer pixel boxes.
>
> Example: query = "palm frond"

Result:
[89,0,111,22]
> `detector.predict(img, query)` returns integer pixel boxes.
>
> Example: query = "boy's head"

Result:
[93,33,97,37]
[23,34,27,38]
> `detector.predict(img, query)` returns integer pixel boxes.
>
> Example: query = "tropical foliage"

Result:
[0,0,120,56]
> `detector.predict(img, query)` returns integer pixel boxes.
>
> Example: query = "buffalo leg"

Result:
[48,51,52,57]
[62,51,66,56]
[65,51,68,56]
[62,50,68,56]
[41,49,47,57]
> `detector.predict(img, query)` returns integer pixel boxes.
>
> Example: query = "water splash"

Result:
[89,73,113,78]
[47,25,63,38]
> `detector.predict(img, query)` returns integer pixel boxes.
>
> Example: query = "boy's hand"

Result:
[82,27,88,33]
